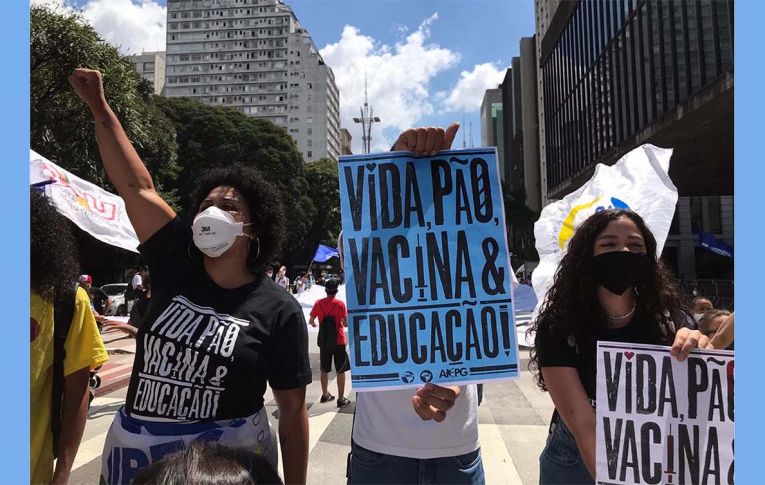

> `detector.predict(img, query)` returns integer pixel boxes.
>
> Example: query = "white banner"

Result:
[30,150,139,253]
[596,342,734,485]
[531,144,678,319]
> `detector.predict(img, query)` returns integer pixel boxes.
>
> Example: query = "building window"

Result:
[307,151,313,158]
[690,197,703,234]
[706,196,723,234]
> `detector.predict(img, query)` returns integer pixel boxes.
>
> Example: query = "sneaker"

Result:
[337,397,351,408]
[320,393,335,403]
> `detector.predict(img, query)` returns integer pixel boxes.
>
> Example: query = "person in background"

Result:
[90,279,112,317]
[102,275,153,339]
[266,267,274,280]
[700,310,734,350]
[309,279,351,408]
[530,209,712,484]
[78,275,109,326]
[275,266,290,291]
[133,441,283,485]
[131,267,147,293]
[690,296,714,321]
[31,188,109,485]
[294,274,306,296]
[685,295,714,330]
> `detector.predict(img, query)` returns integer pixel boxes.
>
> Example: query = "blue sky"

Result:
[44,0,535,152]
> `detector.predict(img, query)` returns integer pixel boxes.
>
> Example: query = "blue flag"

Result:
[699,232,733,258]
[313,244,340,262]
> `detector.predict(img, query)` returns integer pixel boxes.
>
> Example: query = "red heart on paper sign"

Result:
[625,352,634,360]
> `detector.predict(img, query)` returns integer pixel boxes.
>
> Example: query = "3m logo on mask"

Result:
[558,196,631,250]
[201,226,211,233]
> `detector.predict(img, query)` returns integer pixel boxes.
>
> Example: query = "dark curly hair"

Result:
[188,164,285,274]
[30,188,80,301]
[133,440,283,485]
[529,209,683,391]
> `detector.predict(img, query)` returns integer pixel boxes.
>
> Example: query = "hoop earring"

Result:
[247,237,261,265]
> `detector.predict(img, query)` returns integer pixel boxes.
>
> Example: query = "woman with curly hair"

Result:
[69,68,309,485]
[31,188,108,485]
[530,209,712,484]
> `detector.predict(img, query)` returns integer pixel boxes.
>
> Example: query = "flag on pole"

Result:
[699,231,733,258]
[313,244,340,262]
[30,150,140,253]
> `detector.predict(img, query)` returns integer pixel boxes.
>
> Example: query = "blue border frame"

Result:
[3,2,30,481]
[735,1,758,483]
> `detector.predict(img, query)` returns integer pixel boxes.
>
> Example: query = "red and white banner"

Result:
[30,150,139,253]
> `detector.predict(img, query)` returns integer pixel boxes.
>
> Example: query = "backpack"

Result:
[51,283,78,458]
[316,300,339,348]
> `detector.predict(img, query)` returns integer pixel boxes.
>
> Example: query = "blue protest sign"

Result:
[338,148,520,391]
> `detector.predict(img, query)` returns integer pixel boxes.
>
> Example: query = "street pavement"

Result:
[70,312,553,484]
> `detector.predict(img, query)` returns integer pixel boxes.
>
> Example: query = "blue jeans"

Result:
[539,418,593,485]
[348,441,485,484]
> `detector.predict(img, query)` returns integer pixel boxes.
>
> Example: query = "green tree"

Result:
[31,5,179,207]
[304,157,341,247]
[153,96,317,266]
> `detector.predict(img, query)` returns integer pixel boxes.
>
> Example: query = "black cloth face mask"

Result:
[593,251,652,295]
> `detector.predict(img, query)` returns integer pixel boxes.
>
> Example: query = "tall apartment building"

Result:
[164,0,340,162]
[129,51,166,95]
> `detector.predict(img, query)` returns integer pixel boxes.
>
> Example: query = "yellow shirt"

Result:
[30,287,108,485]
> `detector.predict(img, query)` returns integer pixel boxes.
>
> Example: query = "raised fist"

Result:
[68,68,105,107]
[393,123,460,156]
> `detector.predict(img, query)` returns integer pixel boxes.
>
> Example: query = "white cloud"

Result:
[80,0,166,54]
[441,62,508,113]
[33,0,166,54]
[320,14,460,153]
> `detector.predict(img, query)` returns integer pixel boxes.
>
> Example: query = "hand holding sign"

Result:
[670,327,712,361]
[68,68,107,108]
[411,384,461,422]
[393,123,460,155]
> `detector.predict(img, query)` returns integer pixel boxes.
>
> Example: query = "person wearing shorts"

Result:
[309,279,351,407]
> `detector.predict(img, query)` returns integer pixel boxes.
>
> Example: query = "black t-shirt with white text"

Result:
[125,217,312,422]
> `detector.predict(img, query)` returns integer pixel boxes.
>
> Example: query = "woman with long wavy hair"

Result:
[529,209,712,484]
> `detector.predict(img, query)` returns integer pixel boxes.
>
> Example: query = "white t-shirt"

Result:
[352,385,479,459]
[131,273,143,289]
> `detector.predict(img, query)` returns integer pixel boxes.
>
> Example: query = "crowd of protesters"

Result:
[27,68,731,485]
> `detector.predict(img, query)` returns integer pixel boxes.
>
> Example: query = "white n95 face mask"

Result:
[192,206,251,258]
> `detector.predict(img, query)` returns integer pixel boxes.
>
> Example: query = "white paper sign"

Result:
[596,341,734,485]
